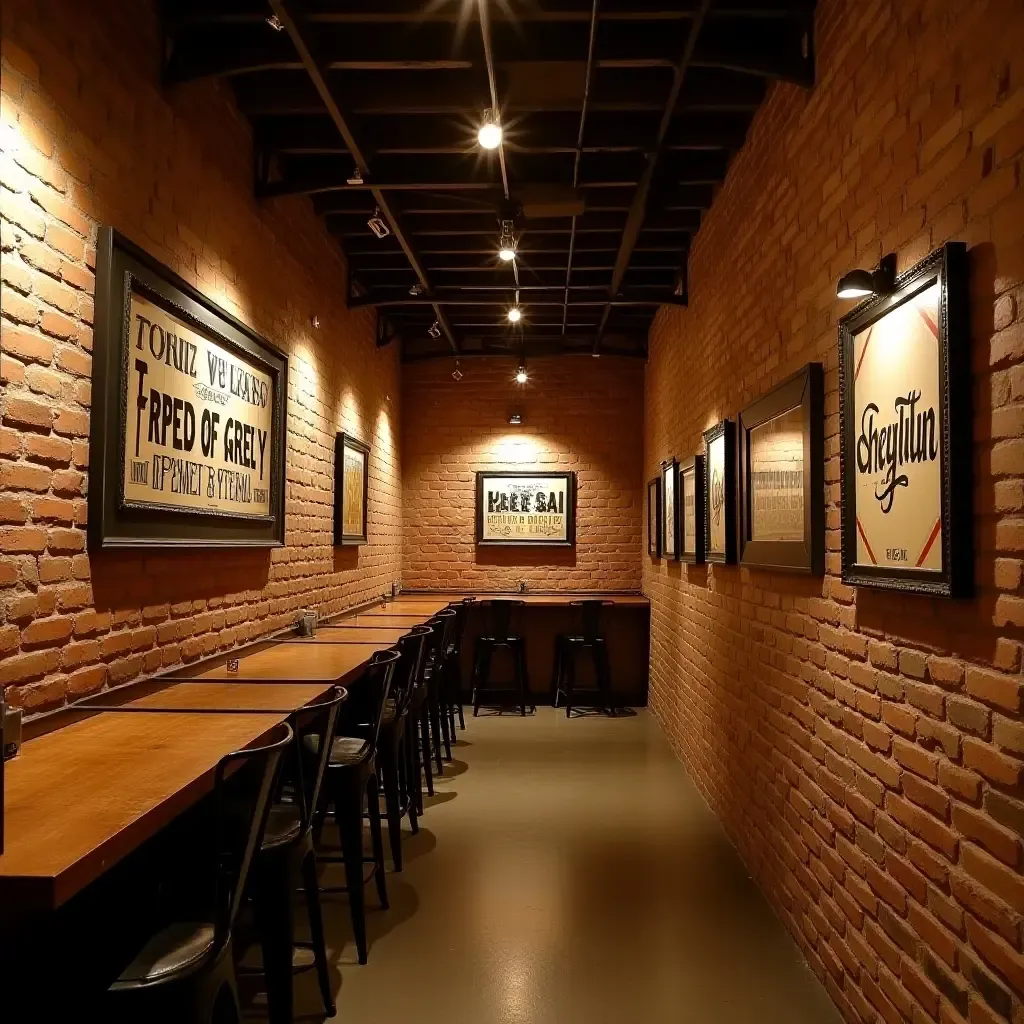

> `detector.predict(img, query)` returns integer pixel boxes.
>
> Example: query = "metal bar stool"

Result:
[553,600,616,717]
[471,599,533,717]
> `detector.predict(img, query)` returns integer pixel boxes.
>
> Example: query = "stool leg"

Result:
[430,695,445,775]
[418,706,434,798]
[403,726,420,833]
[551,638,562,707]
[516,644,526,717]
[381,742,403,872]
[252,858,293,1024]
[366,774,389,910]
[595,642,614,716]
[301,848,336,1017]
[565,652,575,718]
[334,782,369,965]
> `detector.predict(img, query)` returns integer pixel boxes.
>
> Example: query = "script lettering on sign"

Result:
[682,465,696,553]
[749,407,805,543]
[852,283,942,571]
[122,291,273,519]
[707,433,726,555]
[662,463,676,556]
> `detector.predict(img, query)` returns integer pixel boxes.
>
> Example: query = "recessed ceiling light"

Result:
[507,307,522,324]
[478,121,503,150]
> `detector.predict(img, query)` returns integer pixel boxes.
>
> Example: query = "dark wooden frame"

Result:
[474,471,577,547]
[703,420,737,564]
[739,363,825,574]
[89,228,287,549]
[661,458,680,560]
[838,242,971,597]
[647,476,662,559]
[334,432,370,545]
[679,455,705,564]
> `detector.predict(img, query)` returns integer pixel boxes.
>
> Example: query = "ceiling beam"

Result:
[265,0,459,354]
[595,0,712,353]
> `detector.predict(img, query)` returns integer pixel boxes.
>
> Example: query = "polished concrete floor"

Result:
[276,708,842,1024]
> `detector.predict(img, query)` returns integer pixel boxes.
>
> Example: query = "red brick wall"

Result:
[402,355,643,591]
[645,1,1024,1021]
[0,0,402,712]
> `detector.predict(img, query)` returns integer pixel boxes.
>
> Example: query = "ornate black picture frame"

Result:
[680,455,705,564]
[661,458,680,561]
[739,363,824,575]
[89,228,287,549]
[838,242,971,597]
[703,420,737,564]
[334,432,370,546]
[647,476,662,559]
[475,471,576,547]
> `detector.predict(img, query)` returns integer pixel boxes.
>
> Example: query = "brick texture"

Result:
[402,355,643,591]
[0,0,402,712]
[645,1,1024,1022]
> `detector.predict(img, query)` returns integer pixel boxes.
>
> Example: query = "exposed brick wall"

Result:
[0,0,402,712]
[402,355,643,591]
[645,1,1024,1022]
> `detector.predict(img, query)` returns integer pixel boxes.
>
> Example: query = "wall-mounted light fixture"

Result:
[837,253,896,300]
[508,412,522,425]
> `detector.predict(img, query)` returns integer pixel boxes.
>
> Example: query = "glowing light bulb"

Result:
[478,121,503,150]
[515,363,528,384]
[507,307,522,323]
[498,247,516,262]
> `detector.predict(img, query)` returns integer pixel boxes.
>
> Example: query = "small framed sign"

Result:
[334,432,370,545]
[680,455,705,564]
[475,471,576,546]
[661,458,680,560]
[647,476,662,558]
[838,243,971,596]
[89,228,287,549]
[739,363,824,574]
[703,420,737,564]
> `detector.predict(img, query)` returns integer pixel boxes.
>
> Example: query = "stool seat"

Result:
[114,922,215,986]
[261,804,303,849]
[304,733,371,766]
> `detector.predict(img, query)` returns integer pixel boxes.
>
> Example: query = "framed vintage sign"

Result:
[739,363,824,574]
[703,420,737,564]
[334,432,370,545]
[89,228,287,549]
[647,476,662,558]
[661,458,680,560]
[839,243,971,596]
[680,455,705,564]
[475,472,576,547]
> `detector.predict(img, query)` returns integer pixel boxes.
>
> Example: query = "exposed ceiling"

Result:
[161,1,816,361]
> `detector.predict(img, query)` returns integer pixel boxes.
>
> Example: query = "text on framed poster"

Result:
[476,472,576,546]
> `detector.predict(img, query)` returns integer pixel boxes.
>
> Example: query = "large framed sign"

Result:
[839,243,971,596]
[680,455,705,564]
[647,476,662,558]
[475,472,576,547]
[703,420,737,564]
[89,229,287,548]
[739,363,824,574]
[661,458,680,560]
[334,432,369,546]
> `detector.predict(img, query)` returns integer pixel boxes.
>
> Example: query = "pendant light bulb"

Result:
[499,246,516,262]
[478,120,503,150]
[507,306,522,323]
[516,363,528,384]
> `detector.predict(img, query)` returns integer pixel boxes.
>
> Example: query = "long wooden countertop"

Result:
[391,592,650,607]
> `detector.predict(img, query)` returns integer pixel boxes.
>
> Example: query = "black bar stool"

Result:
[409,617,444,805]
[471,599,532,717]
[441,597,475,735]
[425,608,458,767]
[105,722,293,1023]
[311,648,399,966]
[249,687,347,1023]
[553,600,615,717]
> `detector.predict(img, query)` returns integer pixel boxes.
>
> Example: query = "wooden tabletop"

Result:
[79,680,337,714]
[396,592,650,607]
[340,613,434,627]
[195,641,387,681]
[297,626,413,643]
[0,711,282,916]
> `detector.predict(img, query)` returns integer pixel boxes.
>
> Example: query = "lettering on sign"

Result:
[707,433,726,554]
[477,473,575,546]
[122,291,274,519]
[851,283,943,571]
[749,406,805,543]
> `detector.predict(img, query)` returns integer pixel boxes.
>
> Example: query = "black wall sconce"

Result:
[837,253,897,300]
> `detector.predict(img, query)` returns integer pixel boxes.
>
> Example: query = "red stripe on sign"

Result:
[854,325,874,381]
[917,306,939,338]
[916,518,942,567]
[856,517,877,565]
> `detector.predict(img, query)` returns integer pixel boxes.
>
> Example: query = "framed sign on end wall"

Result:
[838,242,971,597]
[739,363,824,574]
[661,458,680,560]
[647,476,662,559]
[703,420,737,564]
[680,455,705,564]
[89,228,287,549]
[476,472,576,547]
[334,432,370,546]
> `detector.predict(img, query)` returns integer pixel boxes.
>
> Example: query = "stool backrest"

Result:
[213,720,293,951]
[393,626,431,713]
[291,686,347,833]
[486,599,523,640]
[341,648,401,755]
[447,599,474,656]
[571,599,610,643]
